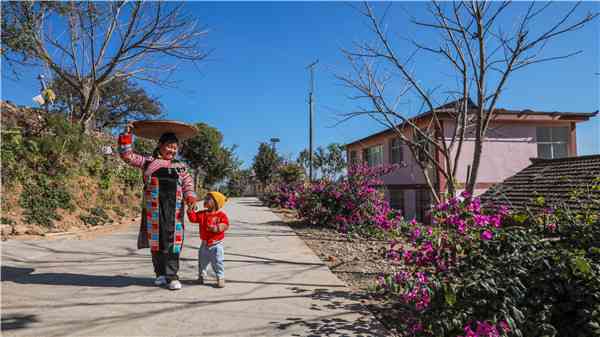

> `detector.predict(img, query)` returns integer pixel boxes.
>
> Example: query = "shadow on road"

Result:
[1,314,39,331]
[270,287,386,337]
[1,266,154,287]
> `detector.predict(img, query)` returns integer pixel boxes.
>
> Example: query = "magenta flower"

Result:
[460,190,472,199]
[498,320,510,333]
[411,227,422,241]
[416,272,428,284]
[480,230,494,241]
[547,223,557,232]
[474,214,489,227]
[409,322,423,333]
[457,220,467,234]
[403,250,413,264]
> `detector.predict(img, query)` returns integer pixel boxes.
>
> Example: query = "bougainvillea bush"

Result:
[295,164,403,235]
[380,192,600,337]
[261,182,302,210]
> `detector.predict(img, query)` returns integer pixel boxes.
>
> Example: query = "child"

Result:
[187,191,230,288]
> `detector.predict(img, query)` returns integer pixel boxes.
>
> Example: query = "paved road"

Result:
[1,198,389,337]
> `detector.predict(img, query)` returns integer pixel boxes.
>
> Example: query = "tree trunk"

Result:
[467,130,483,196]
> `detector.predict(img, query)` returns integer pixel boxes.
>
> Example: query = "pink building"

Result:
[345,100,597,221]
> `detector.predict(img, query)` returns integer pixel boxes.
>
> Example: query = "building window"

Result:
[415,189,431,223]
[413,131,433,163]
[363,145,384,167]
[389,138,403,164]
[349,150,358,165]
[389,189,405,215]
[536,127,569,159]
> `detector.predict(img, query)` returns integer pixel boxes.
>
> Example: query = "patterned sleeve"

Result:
[179,166,197,200]
[118,133,148,168]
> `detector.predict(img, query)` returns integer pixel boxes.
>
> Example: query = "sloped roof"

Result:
[480,155,600,213]
[345,98,597,148]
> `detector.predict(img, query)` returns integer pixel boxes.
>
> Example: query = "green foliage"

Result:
[223,168,254,197]
[278,163,304,184]
[253,143,281,187]
[380,188,600,337]
[112,207,126,218]
[80,207,113,227]
[99,166,113,190]
[180,123,239,188]
[116,165,143,190]
[2,112,143,229]
[19,176,73,227]
[0,128,27,184]
[297,143,347,181]
[0,217,16,225]
[50,76,164,129]
[133,137,156,157]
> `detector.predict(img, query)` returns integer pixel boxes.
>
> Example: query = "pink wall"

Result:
[444,120,574,184]
[347,130,427,185]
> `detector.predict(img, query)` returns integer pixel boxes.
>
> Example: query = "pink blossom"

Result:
[411,227,422,241]
[416,272,429,284]
[403,250,413,264]
[461,190,472,199]
[498,320,510,333]
[489,215,502,228]
[480,230,494,241]
[474,214,489,227]
[457,220,467,234]
[547,223,557,232]
[409,322,423,333]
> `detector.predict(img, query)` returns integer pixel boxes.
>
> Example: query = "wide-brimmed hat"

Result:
[132,120,198,141]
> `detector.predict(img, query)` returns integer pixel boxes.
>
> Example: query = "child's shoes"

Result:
[217,278,225,288]
[154,275,167,286]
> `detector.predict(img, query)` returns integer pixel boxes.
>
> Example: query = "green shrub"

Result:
[116,165,142,190]
[0,217,16,225]
[80,206,113,227]
[112,207,126,217]
[19,176,73,227]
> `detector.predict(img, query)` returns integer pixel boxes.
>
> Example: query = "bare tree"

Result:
[339,1,597,201]
[2,1,209,130]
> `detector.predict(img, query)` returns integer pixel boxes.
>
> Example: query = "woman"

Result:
[118,123,197,290]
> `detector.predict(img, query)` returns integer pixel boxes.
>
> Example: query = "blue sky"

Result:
[2,2,599,167]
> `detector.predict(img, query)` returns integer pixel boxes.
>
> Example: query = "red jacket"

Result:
[187,210,229,246]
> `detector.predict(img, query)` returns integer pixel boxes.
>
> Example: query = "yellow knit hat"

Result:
[207,191,228,210]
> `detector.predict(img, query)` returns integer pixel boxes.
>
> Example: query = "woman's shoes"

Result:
[168,280,182,290]
[154,275,167,286]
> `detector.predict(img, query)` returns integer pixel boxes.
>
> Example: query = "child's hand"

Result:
[208,224,219,233]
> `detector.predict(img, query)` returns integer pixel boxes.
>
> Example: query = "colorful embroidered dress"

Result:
[118,133,196,253]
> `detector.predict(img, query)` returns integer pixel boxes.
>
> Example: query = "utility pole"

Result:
[306,60,318,182]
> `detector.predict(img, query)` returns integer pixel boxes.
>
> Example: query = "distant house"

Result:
[345,100,597,221]
[480,155,600,214]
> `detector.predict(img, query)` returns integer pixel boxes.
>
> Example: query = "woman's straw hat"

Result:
[132,120,198,141]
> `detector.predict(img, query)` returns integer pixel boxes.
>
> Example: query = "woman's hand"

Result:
[185,195,197,208]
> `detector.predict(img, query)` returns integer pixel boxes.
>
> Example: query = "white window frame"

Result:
[389,138,404,164]
[364,145,384,167]
[536,127,569,159]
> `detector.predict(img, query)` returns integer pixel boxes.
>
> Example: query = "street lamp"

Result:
[270,138,280,152]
